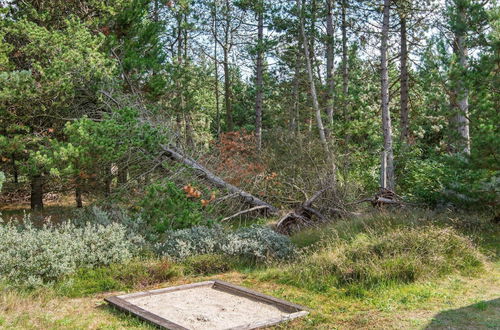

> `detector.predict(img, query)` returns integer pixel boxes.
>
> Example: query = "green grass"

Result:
[0,209,498,329]
[55,259,181,297]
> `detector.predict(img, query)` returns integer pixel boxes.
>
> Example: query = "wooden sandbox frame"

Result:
[105,280,309,330]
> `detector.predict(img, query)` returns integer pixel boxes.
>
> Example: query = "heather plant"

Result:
[0,215,142,287]
[276,225,485,292]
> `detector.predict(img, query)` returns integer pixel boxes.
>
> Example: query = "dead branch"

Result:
[220,205,269,222]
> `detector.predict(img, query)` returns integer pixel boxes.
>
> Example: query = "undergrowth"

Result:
[267,213,491,293]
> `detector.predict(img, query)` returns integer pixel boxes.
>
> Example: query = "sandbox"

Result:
[105,280,308,330]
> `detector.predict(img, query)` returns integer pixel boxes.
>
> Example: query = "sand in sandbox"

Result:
[126,286,292,330]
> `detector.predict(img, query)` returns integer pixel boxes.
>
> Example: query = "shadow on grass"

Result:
[426,298,500,329]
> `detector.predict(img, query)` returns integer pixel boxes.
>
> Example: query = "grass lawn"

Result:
[1,210,498,329]
[1,262,498,329]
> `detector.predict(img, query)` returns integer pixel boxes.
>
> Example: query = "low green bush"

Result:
[184,254,231,275]
[280,225,484,292]
[0,217,143,287]
[156,225,295,262]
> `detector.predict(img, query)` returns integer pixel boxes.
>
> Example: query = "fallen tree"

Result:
[161,145,279,214]
[160,145,349,234]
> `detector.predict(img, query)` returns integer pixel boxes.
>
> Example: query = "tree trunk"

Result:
[104,165,112,197]
[399,15,410,143]
[341,0,349,118]
[452,4,470,155]
[298,0,328,152]
[161,145,278,213]
[223,48,233,131]
[118,167,127,185]
[325,0,335,125]
[30,175,43,210]
[223,0,233,132]
[291,50,300,133]
[213,1,221,136]
[380,0,395,191]
[75,177,83,208]
[255,4,264,151]
[12,155,18,183]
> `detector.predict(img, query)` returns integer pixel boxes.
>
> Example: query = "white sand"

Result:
[127,286,291,330]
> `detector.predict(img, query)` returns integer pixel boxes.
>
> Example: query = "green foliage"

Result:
[0,216,142,287]
[156,225,296,262]
[280,226,484,292]
[183,254,231,275]
[139,181,205,231]
[398,150,499,208]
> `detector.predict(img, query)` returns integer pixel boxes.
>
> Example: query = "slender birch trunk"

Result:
[297,0,328,152]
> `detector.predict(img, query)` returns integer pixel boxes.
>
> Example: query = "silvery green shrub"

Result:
[0,216,141,287]
[155,225,226,259]
[156,225,295,261]
[222,226,296,261]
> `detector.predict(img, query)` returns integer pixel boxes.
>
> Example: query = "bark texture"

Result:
[341,0,349,118]
[255,3,264,151]
[30,175,43,210]
[380,0,395,191]
[297,0,328,151]
[325,0,335,125]
[452,4,470,155]
[399,15,410,143]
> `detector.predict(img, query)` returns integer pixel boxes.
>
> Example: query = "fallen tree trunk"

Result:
[161,145,279,214]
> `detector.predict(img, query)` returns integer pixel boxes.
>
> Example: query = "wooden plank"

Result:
[213,280,308,313]
[104,296,188,330]
[116,281,215,300]
[105,280,309,330]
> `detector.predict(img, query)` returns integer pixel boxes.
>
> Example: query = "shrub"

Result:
[184,254,231,275]
[156,225,295,262]
[139,181,205,232]
[0,217,142,287]
[282,226,484,291]
[223,226,296,261]
[156,225,226,259]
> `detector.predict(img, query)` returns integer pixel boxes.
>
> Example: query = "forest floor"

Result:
[1,203,499,329]
[1,262,499,329]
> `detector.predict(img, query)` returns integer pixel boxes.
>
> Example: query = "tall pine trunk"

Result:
[223,48,233,131]
[75,176,83,208]
[380,0,395,191]
[399,15,410,143]
[30,175,43,210]
[452,4,470,155]
[325,0,335,125]
[223,0,233,132]
[341,0,349,118]
[255,3,264,151]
